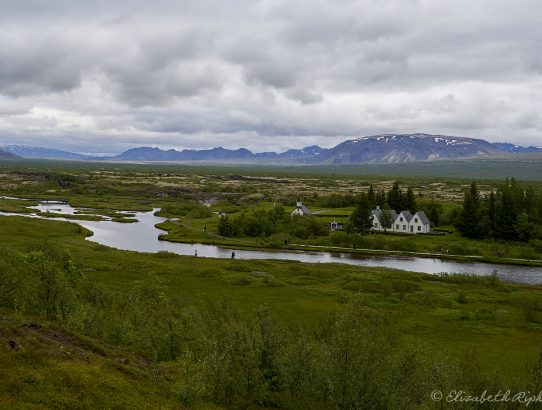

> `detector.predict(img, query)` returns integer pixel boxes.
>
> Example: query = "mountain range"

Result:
[0,149,19,160]
[2,134,542,164]
[2,145,88,160]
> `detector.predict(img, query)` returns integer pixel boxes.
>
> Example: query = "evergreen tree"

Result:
[515,211,533,242]
[495,187,518,241]
[456,181,481,238]
[375,190,387,208]
[404,187,417,213]
[484,191,497,238]
[426,199,441,227]
[349,193,372,233]
[478,192,496,239]
[509,178,526,212]
[387,182,403,211]
[367,184,376,207]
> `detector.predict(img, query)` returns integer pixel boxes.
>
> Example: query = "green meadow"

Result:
[1,215,542,408]
[1,160,542,408]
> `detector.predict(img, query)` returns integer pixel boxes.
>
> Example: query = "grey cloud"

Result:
[0,30,87,96]
[0,0,541,152]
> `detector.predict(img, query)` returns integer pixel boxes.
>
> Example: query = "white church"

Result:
[291,198,312,217]
[371,206,431,234]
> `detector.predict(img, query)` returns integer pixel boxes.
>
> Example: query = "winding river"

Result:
[2,200,542,285]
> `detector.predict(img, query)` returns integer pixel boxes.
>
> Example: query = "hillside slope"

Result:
[0,311,178,409]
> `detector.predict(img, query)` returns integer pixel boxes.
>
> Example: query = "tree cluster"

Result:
[456,179,542,242]
[368,182,418,214]
[218,205,328,240]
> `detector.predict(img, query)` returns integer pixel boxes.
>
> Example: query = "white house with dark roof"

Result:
[410,211,431,233]
[371,207,430,234]
[291,198,312,217]
[371,206,397,231]
[395,210,413,233]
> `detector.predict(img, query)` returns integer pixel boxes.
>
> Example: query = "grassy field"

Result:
[2,216,542,379]
[4,155,542,180]
[1,159,542,407]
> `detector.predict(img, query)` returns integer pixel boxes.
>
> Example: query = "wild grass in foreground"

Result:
[1,216,542,407]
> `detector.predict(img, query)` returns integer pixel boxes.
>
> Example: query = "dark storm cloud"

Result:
[0,0,541,153]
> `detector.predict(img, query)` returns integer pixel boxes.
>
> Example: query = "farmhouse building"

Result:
[371,206,430,234]
[372,207,397,231]
[395,210,413,233]
[409,211,431,233]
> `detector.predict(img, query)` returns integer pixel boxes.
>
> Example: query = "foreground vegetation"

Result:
[1,215,542,408]
[1,160,542,407]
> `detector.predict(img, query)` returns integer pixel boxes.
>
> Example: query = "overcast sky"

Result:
[0,0,541,154]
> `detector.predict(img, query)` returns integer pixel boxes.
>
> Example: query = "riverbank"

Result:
[157,222,542,268]
[3,197,542,282]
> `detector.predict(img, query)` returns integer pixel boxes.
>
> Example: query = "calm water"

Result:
[2,200,542,285]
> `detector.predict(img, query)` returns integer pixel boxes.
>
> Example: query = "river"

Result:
[1,200,542,285]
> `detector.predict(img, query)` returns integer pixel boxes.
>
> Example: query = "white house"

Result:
[395,210,413,233]
[291,199,312,217]
[371,206,430,234]
[371,207,397,231]
[409,211,431,233]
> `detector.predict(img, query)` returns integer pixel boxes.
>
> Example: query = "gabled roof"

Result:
[415,211,430,225]
[299,204,311,214]
[398,210,413,222]
[373,208,398,222]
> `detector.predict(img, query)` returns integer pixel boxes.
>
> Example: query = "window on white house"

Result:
[415,218,418,223]
[400,217,403,222]
[403,225,406,230]
[396,224,399,229]
[418,226,421,231]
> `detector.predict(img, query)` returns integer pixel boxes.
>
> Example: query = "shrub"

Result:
[456,290,467,304]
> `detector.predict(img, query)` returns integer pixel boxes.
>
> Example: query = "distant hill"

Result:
[2,134,541,164]
[491,142,542,153]
[0,149,20,160]
[2,145,89,160]
[113,145,327,162]
[114,146,255,161]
